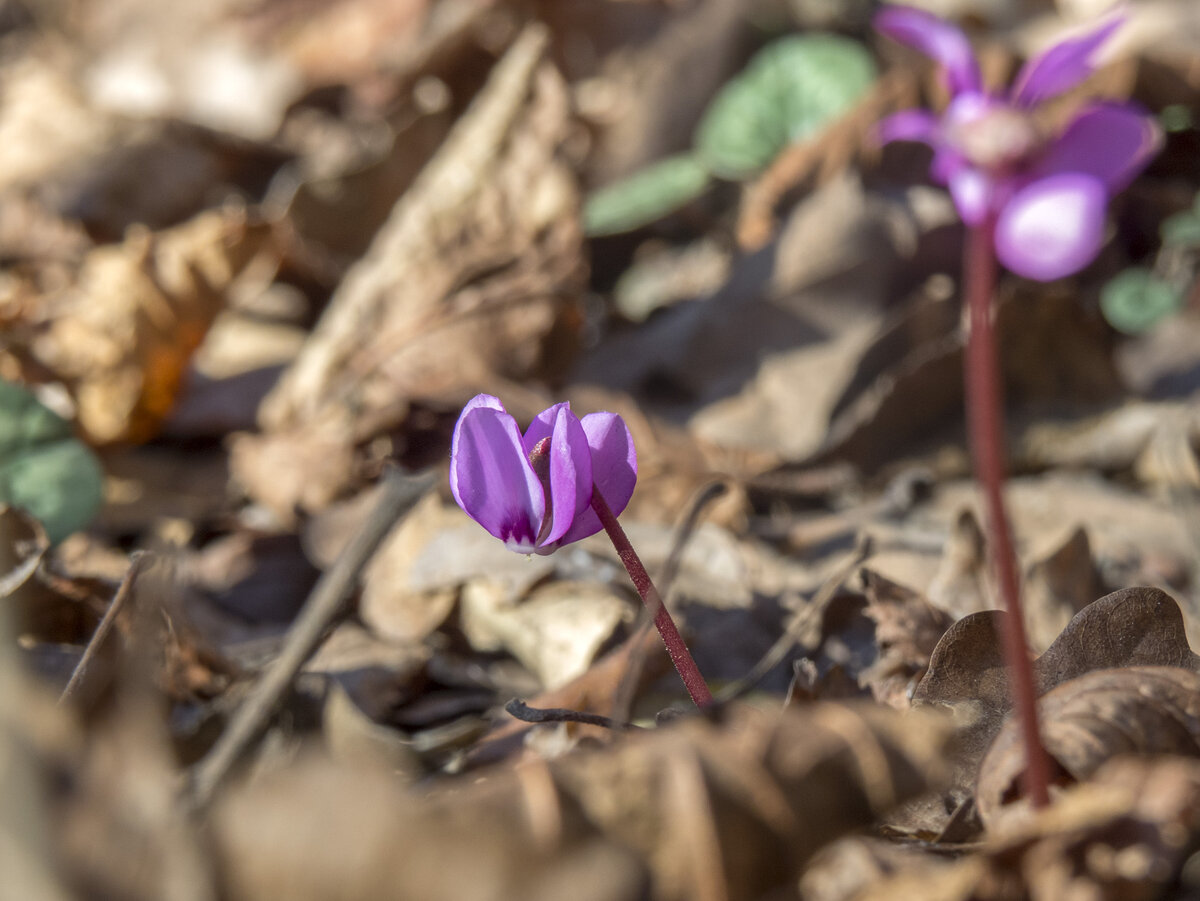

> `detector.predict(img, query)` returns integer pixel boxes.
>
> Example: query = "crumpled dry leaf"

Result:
[10,206,273,443]
[912,587,1199,833]
[977,666,1200,827]
[0,506,107,648]
[233,25,585,519]
[1023,525,1104,653]
[858,568,953,709]
[858,755,1200,901]
[213,702,952,901]
[462,579,636,690]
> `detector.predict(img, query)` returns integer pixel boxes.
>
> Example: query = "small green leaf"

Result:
[1160,104,1193,133]
[0,380,104,543]
[694,34,876,179]
[1161,193,1200,248]
[583,154,711,237]
[1100,267,1183,335]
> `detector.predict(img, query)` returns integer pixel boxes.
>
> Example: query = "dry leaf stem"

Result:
[591,489,713,708]
[965,215,1050,808]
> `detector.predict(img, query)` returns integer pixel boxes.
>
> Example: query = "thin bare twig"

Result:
[187,469,435,811]
[59,552,150,705]
[505,699,644,732]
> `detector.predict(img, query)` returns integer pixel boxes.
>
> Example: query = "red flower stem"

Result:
[964,216,1051,809]
[591,490,714,708]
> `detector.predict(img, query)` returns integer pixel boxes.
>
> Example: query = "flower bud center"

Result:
[948,104,1041,172]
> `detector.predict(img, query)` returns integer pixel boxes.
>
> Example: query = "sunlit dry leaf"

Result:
[15,207,273,443]
[235,25,584,519]
[978,666,1200,827]
[462,580,636,690]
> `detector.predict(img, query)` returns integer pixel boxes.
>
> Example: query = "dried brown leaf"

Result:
[234,25,585,518]
[1023,525,1104,653]
[213,702,952,901]
[858,568,953,709]
[978,666,1200,827]
[861,755,1200,901]
[11,207,273,443]
[912,587,1200,833]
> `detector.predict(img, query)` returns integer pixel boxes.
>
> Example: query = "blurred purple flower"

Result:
[875,6,1161,280]
[450,394,637,554]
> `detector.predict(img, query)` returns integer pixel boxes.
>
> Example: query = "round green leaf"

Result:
[1100,267,1183,335]
[0,380,104,543]
[583,154,711,237]
[694,34,876,179]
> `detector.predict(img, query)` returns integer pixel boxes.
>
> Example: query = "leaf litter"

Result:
[1,1,1200,899]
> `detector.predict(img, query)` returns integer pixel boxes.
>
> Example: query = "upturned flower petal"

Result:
[1033,102,1162,192]
[947,165,994,226]
[520,402,593,549]
[876,109,940,145]
[556,412,638,546]
[875,6,982,95]
[1011,16,1122,107]
[450,394,545,551]
[995,173,1107,280]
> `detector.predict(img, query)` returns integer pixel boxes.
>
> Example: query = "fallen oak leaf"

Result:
[854,754,1200,901]
[912,586,1199,834]
[977,666,1200,828]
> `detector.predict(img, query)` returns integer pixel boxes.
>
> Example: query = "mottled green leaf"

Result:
[583,154,711,237]
[0,380,104,543]
[695,34,876,179]
[1100,267,1183,335]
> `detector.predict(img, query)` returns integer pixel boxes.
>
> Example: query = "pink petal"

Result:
[522,403,593,550]
[555,413,638,547]
[875,6,982,95]
[876,109,940,145]
[450,394,544,551]
[948,165,994,225]
[994,174,1108,280]
[1035,102,1162,193]
[1011,16,1122,107]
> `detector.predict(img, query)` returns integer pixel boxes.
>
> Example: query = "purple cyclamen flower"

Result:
[875,6,1161,280]
[450,394,637,554]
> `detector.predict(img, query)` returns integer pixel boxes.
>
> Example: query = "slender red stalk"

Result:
[591,490,714,708]
[964,216,1051,808]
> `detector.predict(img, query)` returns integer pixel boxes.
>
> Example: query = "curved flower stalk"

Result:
[876,7,1162,811]
[876,5,1161,280]
[451,395,712,707]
